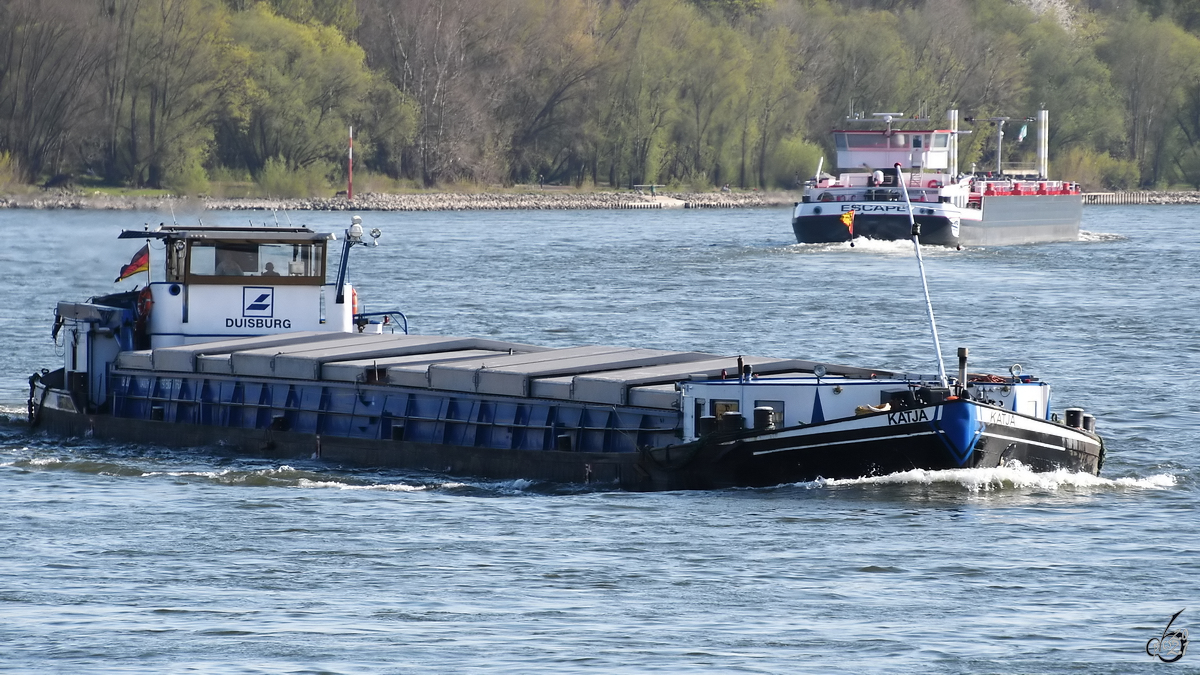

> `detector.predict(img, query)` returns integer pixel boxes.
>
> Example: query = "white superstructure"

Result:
[135,226,353,348]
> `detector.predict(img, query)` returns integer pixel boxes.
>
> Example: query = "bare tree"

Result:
[0,0,104,181]
[360,0,480,184]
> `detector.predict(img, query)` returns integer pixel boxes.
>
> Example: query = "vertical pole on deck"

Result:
[895,163,949,388]
[348,125,354,201]
[948,109,959,177]
[995,120,1005,175]
[1038,110,1049,179]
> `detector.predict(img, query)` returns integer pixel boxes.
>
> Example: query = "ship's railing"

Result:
[354,310,408,334]
[807,188,943,203]
[973,179,1078,196]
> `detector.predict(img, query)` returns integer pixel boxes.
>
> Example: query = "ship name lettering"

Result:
[887,409,929,425]
[226,318,292,329]
[987,410,1016,425]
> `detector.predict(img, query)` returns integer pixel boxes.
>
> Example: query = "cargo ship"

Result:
[27,219,1104,490]
[792,110,1083,247]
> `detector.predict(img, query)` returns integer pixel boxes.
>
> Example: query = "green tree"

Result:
[744,24,809,188]
[224,0,359,33]
[224,4,380,175]
[668,14,749,186]
[1020,17,1122,160]
[95,0,233,188]
[485,0,609,185]
[140,0,234,188]
[1097,14,1200,185]
[592,0,689,188]
[356,78,419,179]
[808,8,911,158]
[900,0,1029,114]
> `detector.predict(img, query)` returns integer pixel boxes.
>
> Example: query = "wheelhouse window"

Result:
[184,240,326,283]
[842,133,892,149]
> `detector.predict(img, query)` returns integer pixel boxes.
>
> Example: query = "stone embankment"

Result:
[1080,191,1200,205]
[0,189,795,211]
[9,188,1200,210]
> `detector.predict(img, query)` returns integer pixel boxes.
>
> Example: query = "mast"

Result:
[995,119,1006,174]
[893,162,948,387]
[948,109,959,177]
[1038,110,1049,179]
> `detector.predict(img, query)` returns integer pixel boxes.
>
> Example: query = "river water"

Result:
[0,205,1196,673]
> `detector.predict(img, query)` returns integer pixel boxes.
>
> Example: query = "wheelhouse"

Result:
[139,226,333,286]
[832,129,953,171]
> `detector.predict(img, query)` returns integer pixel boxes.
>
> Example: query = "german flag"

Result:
[115,244,149,282]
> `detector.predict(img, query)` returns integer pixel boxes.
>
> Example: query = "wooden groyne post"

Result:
[1083,192,1154,205]
[1081,191,1200,205]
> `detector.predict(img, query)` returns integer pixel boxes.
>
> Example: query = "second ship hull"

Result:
[792,194,1082,247]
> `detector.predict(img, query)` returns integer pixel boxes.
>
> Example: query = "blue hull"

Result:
[31,374,1102,490]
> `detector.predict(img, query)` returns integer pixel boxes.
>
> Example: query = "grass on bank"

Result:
[0,152,35,195]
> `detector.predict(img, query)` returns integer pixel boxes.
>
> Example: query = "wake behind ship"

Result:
[28,220,1104,490]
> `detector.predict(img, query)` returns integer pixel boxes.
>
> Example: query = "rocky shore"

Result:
[1080,191,1200,205]
[10,187,1197,211]
[0,189,797,211]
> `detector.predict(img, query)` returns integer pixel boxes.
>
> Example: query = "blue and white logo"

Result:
[242,286,274,317]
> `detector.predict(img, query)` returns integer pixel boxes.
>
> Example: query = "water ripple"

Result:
[0,206,1196,673]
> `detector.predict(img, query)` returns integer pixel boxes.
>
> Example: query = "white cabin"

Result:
[132,226,355,348]
[833,129,953,171]
[678,373,1053,441]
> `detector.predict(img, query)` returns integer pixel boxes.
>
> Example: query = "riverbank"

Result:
[1080,191,1200,205]
[8,188,1199,211]
[0,189,796,211]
